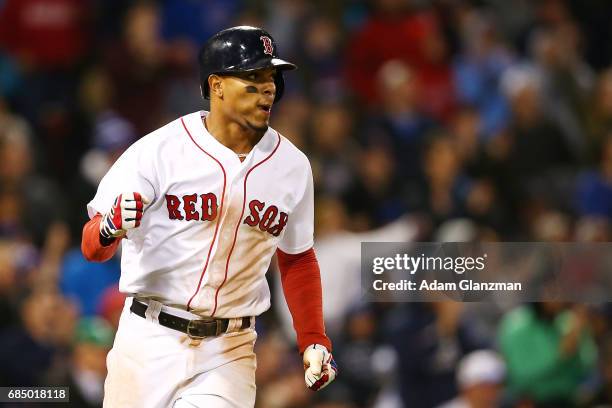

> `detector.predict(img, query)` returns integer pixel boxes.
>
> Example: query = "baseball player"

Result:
[81,26,337,407]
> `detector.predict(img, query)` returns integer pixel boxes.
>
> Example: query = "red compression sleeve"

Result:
[81,214,121,262]
[277,248,332,353]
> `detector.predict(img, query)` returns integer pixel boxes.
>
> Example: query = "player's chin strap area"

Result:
[130,298,253,339]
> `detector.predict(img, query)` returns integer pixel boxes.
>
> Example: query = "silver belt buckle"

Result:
[186,317,222,339]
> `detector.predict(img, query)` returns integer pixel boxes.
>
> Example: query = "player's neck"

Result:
[204,111,263,156]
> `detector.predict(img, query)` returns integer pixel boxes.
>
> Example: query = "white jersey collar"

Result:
[181,111,278,165]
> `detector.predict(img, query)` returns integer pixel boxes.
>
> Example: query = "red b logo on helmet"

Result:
[260,36,273,56]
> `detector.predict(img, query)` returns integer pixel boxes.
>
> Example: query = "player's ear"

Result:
[209,75,224,99]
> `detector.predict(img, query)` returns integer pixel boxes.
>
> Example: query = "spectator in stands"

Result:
[590,337,612,406]
[342,145,406,229]
[257,361,312,408]
[103,1,173,135]
[294,15,345,100]
[345,0,452,116]
[530,210,572,242]
[363,60,435,178]
[61,317,114,408]
[71,71,137,238]
[498,303,598,407]
[437,350,506,408]
[574,216,610,242]
[576,135,612,220]
[502,64,575,170]
[263,0,310,60]
[309,101,357,197]
[384,302,489,407]
[333,304,385,407]
[270,93,311,150]
[0,54,21,101]
[586,69,612,161]
[0,286,78,385]
[60,247,120,317]
[0,239,38,329]
[497,66,575,219]
[452,8,514,138]
[0,0,91,182]
[0,114,66,247]
[405,133,474,229]
[527,23,592,161]
[0,0,89,70]
[449,108,510,233]
[160,0,241,45]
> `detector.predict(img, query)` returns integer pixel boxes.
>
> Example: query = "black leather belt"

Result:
[130,299,251,339]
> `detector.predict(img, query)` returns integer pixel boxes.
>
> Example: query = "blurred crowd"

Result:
[1,0,612,407]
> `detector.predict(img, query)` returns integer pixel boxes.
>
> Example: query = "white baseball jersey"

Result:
[88,111,314,318]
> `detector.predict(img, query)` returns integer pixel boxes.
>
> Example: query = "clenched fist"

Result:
[100,192,150,239]
[303,344,338,391]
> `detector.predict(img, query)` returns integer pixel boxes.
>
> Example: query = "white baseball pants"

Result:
[103,297,257,408]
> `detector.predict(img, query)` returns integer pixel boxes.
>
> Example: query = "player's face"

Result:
[222,68,277,132]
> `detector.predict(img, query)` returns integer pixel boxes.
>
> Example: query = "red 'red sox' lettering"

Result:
[200,193,218,221]
[165,193,219,222]
[166,194,184,220]
[243,199,288,236]
[183,194,199,221]
[244,200,265,226]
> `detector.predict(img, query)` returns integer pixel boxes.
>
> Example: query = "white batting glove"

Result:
[303,344,338,391]
[100,192,150,239]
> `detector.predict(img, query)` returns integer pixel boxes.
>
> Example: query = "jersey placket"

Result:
[193,157,249,314]
[208,132,281,317]
[182,114,244,313]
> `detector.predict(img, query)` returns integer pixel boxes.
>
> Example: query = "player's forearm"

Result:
[277,248,331,353]
[81,214,121,262]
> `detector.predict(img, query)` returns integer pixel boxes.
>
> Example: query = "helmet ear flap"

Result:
[274,72,285,103]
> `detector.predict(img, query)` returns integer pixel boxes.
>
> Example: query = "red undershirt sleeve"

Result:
[276,247,332,353]
[81,214,122,262]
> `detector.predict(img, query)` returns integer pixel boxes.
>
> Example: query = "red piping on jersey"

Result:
[211,131,282,317]
[181,116,227,311]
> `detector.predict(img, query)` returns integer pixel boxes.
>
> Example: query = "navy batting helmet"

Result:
[198,26,297,103]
